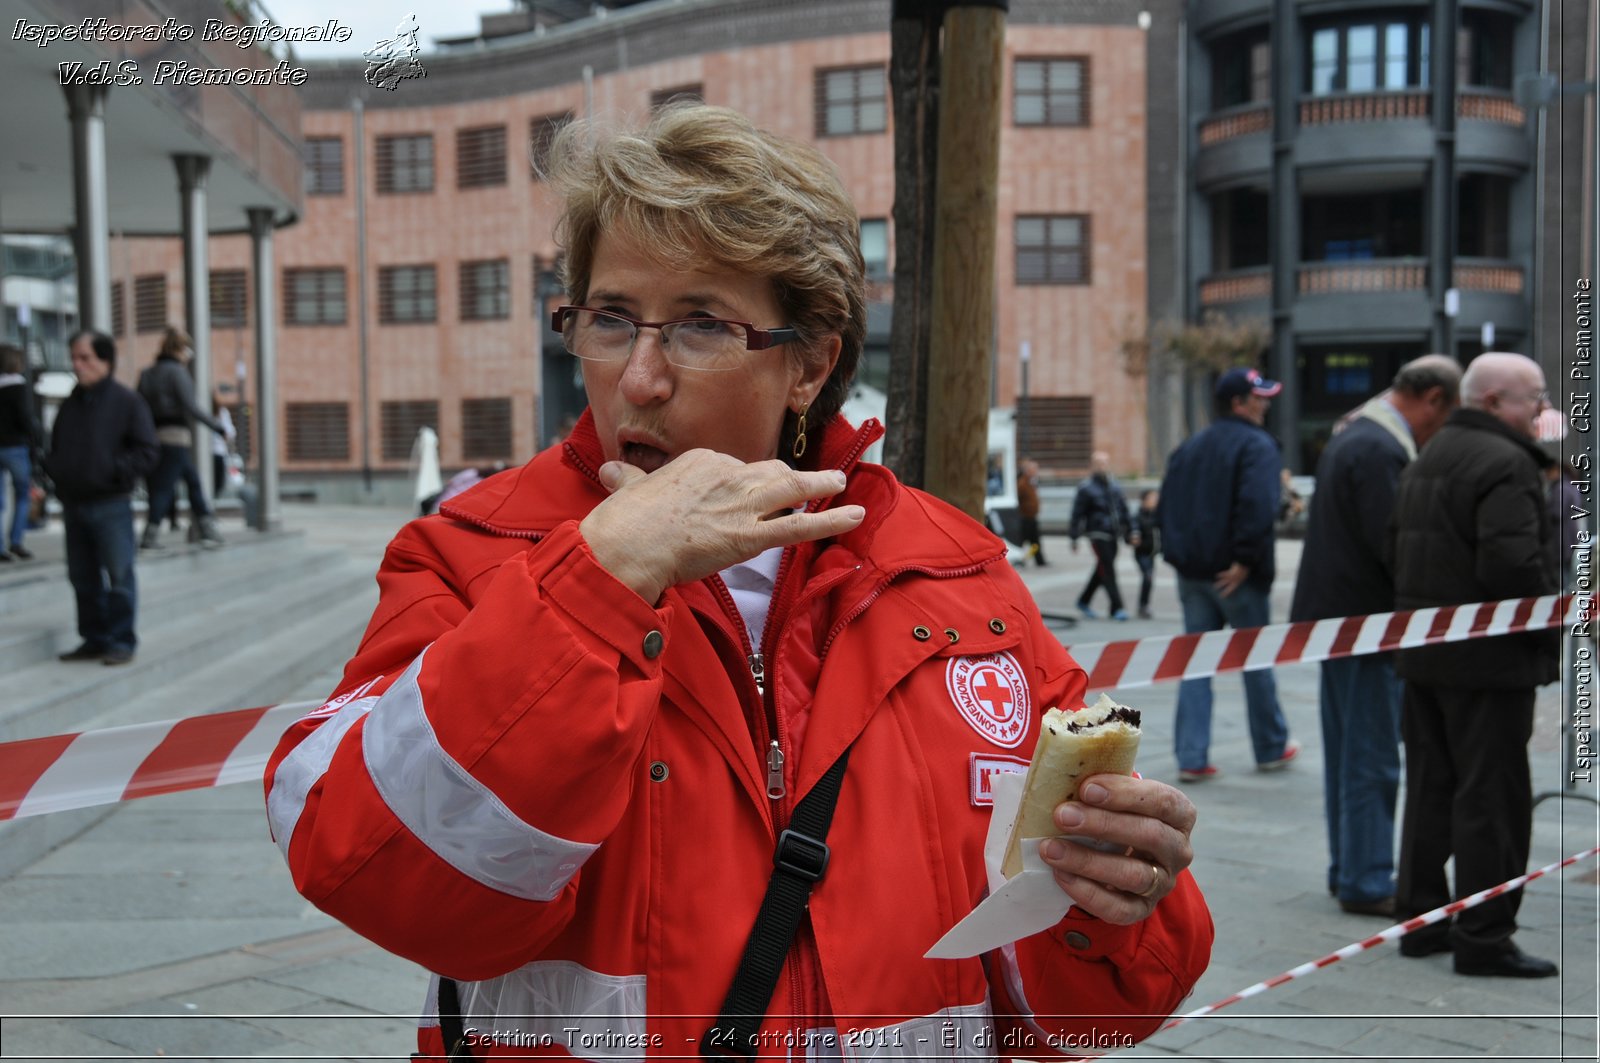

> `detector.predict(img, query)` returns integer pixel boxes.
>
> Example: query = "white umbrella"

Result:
[411,425,443,503]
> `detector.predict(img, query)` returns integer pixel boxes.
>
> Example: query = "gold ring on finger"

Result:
[1135,863,1162,899]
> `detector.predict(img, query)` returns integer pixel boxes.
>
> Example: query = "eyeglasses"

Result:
[1500,388,1550,406]
[551,305,798,372]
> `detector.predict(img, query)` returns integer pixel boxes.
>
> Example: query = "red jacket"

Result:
[265,413,1212,1059]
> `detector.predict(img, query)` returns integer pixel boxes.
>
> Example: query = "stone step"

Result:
[0,574,379,880]
[0,546,360,673]
[1,558,375,744]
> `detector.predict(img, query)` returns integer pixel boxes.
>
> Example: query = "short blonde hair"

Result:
[547,104,865,443]
[158,325,192,360]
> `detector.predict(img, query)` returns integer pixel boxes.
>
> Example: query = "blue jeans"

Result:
[147,443,211,527]
[1320,655,1403,903]
[63,496,138,654]
[1173,574,1290,771]
[0,444,29,549]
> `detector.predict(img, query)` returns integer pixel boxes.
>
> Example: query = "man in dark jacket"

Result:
[45,331,160,665]
[1389,351,1559,978]
[1159,367,1298,782]
[1069,450,1132,620]
[137,325,227,549]
[1290,355,1460,917]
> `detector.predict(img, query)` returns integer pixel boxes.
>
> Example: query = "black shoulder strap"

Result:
[701,747,852,1061]
[435,747,852,1063]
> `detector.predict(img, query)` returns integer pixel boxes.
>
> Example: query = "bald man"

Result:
[1388,351,1559,978]
[1291,354,1461,917]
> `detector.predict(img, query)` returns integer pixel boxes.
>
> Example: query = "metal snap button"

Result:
[643,630,664,659]
[989,618,1006,634]
[649,761,669,782]
[1064,931,1091,950]
[912,625,932,641]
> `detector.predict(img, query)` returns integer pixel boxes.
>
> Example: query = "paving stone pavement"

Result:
[0,516,1594,1061]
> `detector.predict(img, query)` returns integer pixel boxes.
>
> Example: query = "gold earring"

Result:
[792,403,809,461]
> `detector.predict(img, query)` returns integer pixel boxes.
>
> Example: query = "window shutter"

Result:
[286,402,351,461]
[381,400,439,462]
[462,397,514,459]
[457,125,507,189]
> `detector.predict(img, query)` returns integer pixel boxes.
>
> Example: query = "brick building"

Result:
[102,0,1171,500]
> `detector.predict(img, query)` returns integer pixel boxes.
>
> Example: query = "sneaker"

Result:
[1078,603,1101,620]
[1258,739,1302,772]
[196,516,225,549]
[8,544,32,560]
[0,550,11,563]
[101,649,135,666]
[1138,607,1152,619]
[1338,895,1397,917]
[1178,764,1221,783]
[139,525,162,550]
[59,643,107,662]
[1111,609,1130,621]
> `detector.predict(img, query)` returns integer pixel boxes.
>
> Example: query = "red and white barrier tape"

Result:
[0,592,1585,821]
[1162,843,1600,1030]
[1073,591,1582,692]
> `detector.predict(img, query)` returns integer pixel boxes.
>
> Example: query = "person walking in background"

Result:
[1017,456,1048,565]
[1133,488,1160,619]
[137,326,227,550]
[0,344,41,561]
[1390,351,1559,978]
[1069,450,1132,620]
[1290,354,1461,919]
[211,400,237,498]
[45,331,159,666]
[1159,367,1299,782]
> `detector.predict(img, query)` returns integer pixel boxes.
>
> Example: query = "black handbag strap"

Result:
[701,747,852,1061]
[434,747,852,1063]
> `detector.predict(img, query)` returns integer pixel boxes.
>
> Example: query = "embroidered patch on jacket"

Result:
[945,651,1031,748]
[969,752,1029,807]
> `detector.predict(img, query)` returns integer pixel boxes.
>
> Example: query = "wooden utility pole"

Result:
[923,2,1007,520]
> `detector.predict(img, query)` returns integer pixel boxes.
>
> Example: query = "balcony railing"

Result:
[1299,259,1428,294]
[1458,89,1525,126]
[1200,259,1523,305]
[1199,103,1272,146]
[1300,89,1430,126]
[1198,267,1271,305]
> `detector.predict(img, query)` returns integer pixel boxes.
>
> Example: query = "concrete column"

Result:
[63,84,112,335]
[1268,0,1302,469]
[1429,0,1459,356]
[175,154,214,502]
[247,207,281,532]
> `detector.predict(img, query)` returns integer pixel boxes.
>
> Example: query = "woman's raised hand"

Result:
[578,449,865,603]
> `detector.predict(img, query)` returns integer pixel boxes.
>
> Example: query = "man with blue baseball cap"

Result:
[1157,367,1299,783]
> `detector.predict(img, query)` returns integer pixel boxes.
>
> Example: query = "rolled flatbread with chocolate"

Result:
[1000,693,1142,879]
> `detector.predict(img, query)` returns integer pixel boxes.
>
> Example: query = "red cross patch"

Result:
[945,651,1031,748]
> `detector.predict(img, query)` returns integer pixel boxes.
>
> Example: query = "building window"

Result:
[286,401,350,461]
[1458,11,1514,89]
[133,274,166,333]
[462,397,514,459]
[110,280,125,336]
[1308,19,1429,95]
[381,400,439,461]
[1015,215,1090,285]
[1016,395,1093,472]
[305,137,344,195]
[460,259,511,321]
[860,218,890,280]
[651,84,703,110]
[1300,188,1424,260]
[1014,58,1089,126]
[1212,29,1271,108]
[375,133,434,194]
[284,268,346,326]
[530,111,574,178]
[210,269,248,328]
[457,125,507,189]
[378,265,437,324]
[815,65,888,137]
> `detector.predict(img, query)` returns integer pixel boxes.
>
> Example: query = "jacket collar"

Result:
[441,407,1004,573]
[1446,407,1554,468]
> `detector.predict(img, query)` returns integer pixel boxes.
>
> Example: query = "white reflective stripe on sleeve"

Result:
[266,694,379,857]
[455,960,647,1061]
[361,647,599,901]
[841,1000,994,1061]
